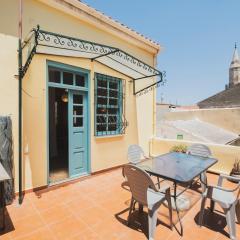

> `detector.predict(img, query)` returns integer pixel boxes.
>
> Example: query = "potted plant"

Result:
[230,158,240,182]
[170,144,187,153]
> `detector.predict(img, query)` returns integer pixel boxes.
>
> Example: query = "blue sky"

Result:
[83,0,240,105]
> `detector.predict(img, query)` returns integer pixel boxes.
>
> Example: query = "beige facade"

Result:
[0,0,159,191]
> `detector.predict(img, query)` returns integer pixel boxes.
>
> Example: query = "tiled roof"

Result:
[198,84,240,109]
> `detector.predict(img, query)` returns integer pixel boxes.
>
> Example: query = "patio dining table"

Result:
[137,151,218,236]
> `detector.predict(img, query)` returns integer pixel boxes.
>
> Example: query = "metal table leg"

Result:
[173,182,183,236]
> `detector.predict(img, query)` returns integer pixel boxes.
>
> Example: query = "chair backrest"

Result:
[127,144,146,164]
[187,144,212,158]
[123,164,156,205]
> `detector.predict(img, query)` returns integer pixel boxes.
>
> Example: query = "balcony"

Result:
[1,168,239,240]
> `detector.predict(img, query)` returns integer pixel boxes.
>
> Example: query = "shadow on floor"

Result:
[194,208,229,238]
[115,206,172,239]
[0,209,14,236]
[116,181,203,238]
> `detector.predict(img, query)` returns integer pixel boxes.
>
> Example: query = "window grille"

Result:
[94,73,127,136]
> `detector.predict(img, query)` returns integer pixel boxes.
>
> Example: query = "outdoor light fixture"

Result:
[100,108,107,113]
[61,90,68,103]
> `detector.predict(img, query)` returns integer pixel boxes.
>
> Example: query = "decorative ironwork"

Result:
[20,26,39,78]
[91,49,120,61]
[95,115,128,136]
[135,71,167,96]
[110,50,160,76]
[37,29,116,56]
[20,25,165,95]
[94,73,127,136]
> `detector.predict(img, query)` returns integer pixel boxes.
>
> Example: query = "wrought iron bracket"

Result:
[133,72,165,96]
[20,25,40,78]
[91,49,120,61]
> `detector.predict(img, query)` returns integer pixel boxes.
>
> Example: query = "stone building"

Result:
[198,45,240,108]
[229,44,240,87]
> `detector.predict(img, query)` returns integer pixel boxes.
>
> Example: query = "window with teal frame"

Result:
[95,73,124,136]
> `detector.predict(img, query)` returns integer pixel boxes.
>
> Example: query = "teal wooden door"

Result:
[68,90,88,177]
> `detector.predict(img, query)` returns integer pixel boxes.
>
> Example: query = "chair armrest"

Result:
[149,184,170,193]
[148,185,172,202]
[157,184,171,195]
[217,174,240,187]
[143,154,148,158]
[122,166,125,178]
[139,165,152,172]
[208,183,240,193]
[219,174,240,183]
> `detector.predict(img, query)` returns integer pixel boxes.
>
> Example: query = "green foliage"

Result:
[232,158,240,173]
[170,144,187,153]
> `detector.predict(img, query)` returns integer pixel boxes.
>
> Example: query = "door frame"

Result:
[46,60,91,185]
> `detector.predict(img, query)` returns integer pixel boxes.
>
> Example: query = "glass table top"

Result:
[137,152,217,184]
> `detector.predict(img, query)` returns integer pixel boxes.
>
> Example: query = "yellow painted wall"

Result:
[151,138,240,175]
[0,0,156,191]
[22,54,141,190]
[0,33,19,190]
[163,108,240,134]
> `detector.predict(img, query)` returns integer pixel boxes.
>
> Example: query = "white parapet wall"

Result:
[150,137,240,175]
[162,107,240,134]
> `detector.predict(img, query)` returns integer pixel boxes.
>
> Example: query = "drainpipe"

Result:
[152,53,158,137]
[151,51,159,156]
[18,0,23,204]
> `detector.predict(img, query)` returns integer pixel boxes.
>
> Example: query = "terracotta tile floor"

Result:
[1,169,240,240]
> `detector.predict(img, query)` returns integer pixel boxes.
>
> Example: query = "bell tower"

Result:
[229,43,240,88]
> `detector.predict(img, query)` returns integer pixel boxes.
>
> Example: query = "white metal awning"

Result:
[21,26,164,95]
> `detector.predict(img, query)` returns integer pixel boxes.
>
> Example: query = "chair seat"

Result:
[205,187,236,207]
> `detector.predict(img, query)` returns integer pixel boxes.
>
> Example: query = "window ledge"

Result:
[95,134,124,139]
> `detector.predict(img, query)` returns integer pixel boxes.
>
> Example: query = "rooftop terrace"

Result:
[1,169,239,240]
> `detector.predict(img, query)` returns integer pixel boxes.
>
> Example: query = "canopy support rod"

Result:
[133,73,161,81]
[134,79,163,95]
[91,49,120,61]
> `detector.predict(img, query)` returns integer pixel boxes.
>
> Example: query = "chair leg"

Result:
[224,205,237,240]
[200,172,207,193]
[157,177,160,189]
[133,200,136,210]
[127,197,134,226]
[235,200,240,224]
[166,192,173,229]
[210,200,215,213]
[199,196,207,227]
[148,207,158,240]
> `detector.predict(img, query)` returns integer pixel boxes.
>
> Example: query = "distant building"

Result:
[229,43,240,87]
[156,103,180,109]
[198,45,240,109]
[176,105,199,110]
